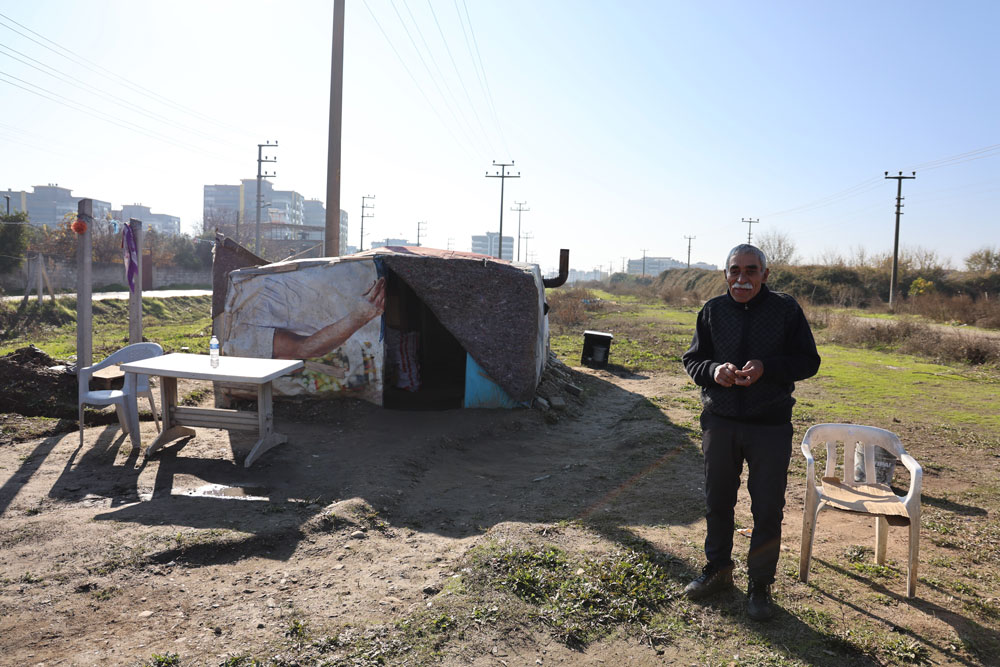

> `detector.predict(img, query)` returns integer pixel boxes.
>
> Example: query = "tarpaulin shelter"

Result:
[214,242,560,409]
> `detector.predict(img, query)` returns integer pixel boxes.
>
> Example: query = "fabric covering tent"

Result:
[216,245,548,409]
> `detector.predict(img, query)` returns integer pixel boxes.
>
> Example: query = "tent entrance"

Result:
[382,270,466,409]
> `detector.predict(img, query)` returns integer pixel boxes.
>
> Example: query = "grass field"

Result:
[3,289,1000,665]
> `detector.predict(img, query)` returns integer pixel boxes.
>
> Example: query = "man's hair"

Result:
[725,244,767,273]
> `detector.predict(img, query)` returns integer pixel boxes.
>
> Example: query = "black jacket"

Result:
[682,284,821,424]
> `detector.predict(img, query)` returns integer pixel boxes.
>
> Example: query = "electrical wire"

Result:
[454,0,510,158]
[426,0,496,156]
[0,43,240,148]
[0,11,253,139]
[360,0,476,161]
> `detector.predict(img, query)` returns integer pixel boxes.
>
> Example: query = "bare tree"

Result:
[756,229,798,266]
[965,246,1000,273]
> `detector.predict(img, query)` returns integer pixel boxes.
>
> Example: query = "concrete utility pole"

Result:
[522,232,533,263]
[742,217,759,244]
[641,248,648,277]
[485,160,519,259]
[325,0,345,257]
[684,235,696,268]
[360,195,374,251]
[510,201,530,261]
[416,221,427,247]
[885,170,917,310]
[256,141,278,255]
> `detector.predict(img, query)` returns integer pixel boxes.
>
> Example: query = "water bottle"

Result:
[210,335,220,368]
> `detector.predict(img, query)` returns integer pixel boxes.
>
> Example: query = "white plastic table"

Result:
[120,353,304,467]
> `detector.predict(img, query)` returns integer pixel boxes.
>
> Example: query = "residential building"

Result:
[116,204,181,236]
[471,232,514,260]
[4,184,111,228]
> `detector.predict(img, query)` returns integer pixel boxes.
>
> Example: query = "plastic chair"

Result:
[799,423,922,597]
[78,342,163,447]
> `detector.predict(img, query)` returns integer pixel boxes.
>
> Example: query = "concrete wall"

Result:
[0,256,211,293]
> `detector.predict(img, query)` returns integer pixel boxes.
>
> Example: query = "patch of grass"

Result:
[466,542,674,648]
[0,295,213,358]
[141,653,180,667]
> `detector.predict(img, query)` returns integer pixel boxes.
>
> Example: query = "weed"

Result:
[141,653,180,667]
[285,618,308,640]
[221,656,263,667]
[880,636,932,665]
[850,562,898,579]
[844,544,873,563]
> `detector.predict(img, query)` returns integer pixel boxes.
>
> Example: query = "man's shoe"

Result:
[747,578,776,621]
[684,563,734,600]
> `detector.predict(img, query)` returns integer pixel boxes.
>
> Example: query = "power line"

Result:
[0,43,238,147]
[389,0,481,154]
[361,0,475,160]
[0,70,226,157]
[742,217,759,244]
[455,0,510,157]
[426,0,496,156]
[0,11,250,137]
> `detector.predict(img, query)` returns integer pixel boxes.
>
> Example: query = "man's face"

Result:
[726,252,769,303]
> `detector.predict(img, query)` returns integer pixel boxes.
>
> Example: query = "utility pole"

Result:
[447,237,454,250]
[641,248,648,277]
[742,217,759,244]
[620,256,627,273]
[256,140,278,256]
[510,201,530,261]
[325,0,345,257]
[417,221,427,247]
[684,235,696,268]
[522,232,533,263]
[360,195,374,251]
[485,160,519,259]
[885,170,917,310]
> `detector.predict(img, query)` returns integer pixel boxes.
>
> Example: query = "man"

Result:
[681,244,820,621]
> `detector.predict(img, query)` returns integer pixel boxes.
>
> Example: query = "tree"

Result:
[965,246,1000,273]
[0,210,32,274]
[756,230,798,266]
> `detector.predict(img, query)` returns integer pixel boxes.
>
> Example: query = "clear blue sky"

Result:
[1,0,997,275]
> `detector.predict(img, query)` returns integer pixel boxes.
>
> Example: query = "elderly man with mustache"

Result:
[681,243,821,621]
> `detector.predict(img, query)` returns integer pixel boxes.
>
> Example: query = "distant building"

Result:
[568,268,604,283]
[471,232,514,260]
[117,204,181,236]
[203,183,350,257]
[369,237,412,249]
[626,256,716,276]
[4,184,111,228]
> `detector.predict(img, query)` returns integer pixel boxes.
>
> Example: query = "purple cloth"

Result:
[121,223,139,292]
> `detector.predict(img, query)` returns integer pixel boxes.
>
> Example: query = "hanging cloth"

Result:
[121,222,139,292]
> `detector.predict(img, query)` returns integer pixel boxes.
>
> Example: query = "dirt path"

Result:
[0,364,994,665]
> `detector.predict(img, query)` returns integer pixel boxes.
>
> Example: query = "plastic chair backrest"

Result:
[803,423,903,484]
[79,342,164,397]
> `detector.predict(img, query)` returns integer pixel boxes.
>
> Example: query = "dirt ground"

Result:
[0,358,995,665]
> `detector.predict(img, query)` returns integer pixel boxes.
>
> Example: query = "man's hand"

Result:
[713,362,739,387]
[734,359,763,386]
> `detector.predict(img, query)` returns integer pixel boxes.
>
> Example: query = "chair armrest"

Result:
[801,441,817,486]
[898,452,922,507]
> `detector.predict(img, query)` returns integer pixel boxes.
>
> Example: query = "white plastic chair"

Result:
[78,342,163,447]
[799,423,922,597]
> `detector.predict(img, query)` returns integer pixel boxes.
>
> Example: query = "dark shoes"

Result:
[684,563,734,600]
[747,578,776,621]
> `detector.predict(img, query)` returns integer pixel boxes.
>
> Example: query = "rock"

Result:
[549,396,567,410]
[534,397,550,410]
[350,530,366,540]
[422,584,441,595]
[563,382,583,396]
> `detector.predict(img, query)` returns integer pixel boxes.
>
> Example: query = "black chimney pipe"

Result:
[543,249,569,288]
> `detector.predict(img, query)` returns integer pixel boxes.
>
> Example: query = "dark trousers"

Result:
[700,412,793,583]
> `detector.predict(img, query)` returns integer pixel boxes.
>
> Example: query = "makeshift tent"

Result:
[216,245,553,409]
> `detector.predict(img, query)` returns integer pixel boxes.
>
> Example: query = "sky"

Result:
[1,0,997,276]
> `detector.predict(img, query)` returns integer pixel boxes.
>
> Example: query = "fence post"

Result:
[128,219,143,344]
[76,199,93,370]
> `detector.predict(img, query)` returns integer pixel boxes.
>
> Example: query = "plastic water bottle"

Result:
[209,335,220,368]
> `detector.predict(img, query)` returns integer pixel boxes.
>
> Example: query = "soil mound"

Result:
[0,345,77,419]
